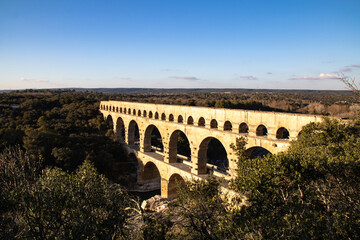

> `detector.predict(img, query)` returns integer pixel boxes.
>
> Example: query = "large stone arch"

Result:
[128,120,140,145]
[128,152,139,170]
[116,117,125,142]
[139,162,161,185]
[106,115,114,129]
[168,130,191,163]
[143,124,164,152]
[127,153,139,185]
[167,173,185,199]
[198,137,228,174]
[245,146,271,159]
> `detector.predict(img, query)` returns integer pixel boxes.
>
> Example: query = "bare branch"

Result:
[341,75,360,98]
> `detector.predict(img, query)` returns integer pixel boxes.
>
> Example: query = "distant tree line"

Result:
[107,90,359,118]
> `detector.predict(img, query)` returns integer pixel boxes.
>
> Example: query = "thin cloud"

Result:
[169,76,200,81]
[289,73,343,80]
[347,64,360,68]
[113,77,132,80]
[20,78,50,83]
[340,68,352,72]
[239,75,258,80]
[267,72,272,75]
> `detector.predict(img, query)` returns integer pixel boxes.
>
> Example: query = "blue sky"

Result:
[0,0,359,90]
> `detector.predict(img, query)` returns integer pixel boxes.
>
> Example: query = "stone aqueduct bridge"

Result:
[100,101,322,198]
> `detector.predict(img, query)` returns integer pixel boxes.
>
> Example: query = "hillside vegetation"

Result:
[0,89,359,239]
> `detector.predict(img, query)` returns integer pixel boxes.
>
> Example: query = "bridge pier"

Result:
[161,178,169,198]
[191,153,207,175]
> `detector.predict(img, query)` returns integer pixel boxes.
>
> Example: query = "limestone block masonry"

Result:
[100,100,322,198]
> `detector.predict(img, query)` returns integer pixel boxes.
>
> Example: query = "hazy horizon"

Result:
[1,0,359,90]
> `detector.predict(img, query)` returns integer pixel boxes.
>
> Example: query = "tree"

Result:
[0,147,133,239]
[19,160,133,239]
[231,118,360,239]
[342,76,360,98]
[169,177,233,240]
[0,146,43,238]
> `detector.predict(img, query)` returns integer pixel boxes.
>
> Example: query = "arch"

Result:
[168,130,191,163]
[198,117,205,127]
[198,137,228,174]
[138,110,141,116]
[245,147,271,159]
[128,120,140,146]
[143,110,147,117]
[128,153,139,167]
[127,153,139,182]
[224,121,232,131]
[112,106,115,112]
[210,119,218,129]
[143,124,163,152]
[141,162,161,182]
[155,112,159,119]
[276,127,290,139]
[128,108,131,114]
[169,114,174,122]
[120,107,122,113]
[133,109,136,115]
[106,106,108,111]
[239,122,249,133]
[106,115,113,129]
[161,113,166,120]
[116,107,118,112]
[187,116,194,125]
[256,124,268,136]
[168,174,185,199]
[116,117,125,142]
[178,115,183,123]
[149,111,153,118]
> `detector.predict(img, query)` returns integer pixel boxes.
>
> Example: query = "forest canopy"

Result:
[0,89,359,239]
